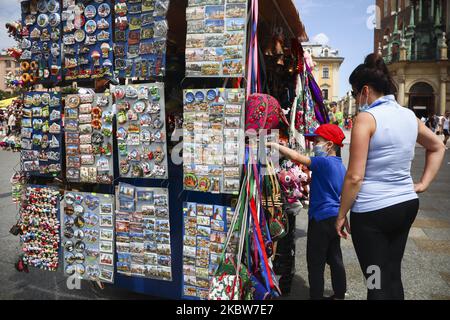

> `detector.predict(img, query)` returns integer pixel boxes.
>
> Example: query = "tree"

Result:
[0,90,14,100]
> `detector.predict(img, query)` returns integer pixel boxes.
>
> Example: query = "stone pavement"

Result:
[288,131,450,300]
[0,132,449,300]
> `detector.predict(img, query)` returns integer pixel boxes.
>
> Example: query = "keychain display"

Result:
[62,0,113,80]
[185,0,248,77]
[21,92,62,176]
[115,183,172,281]
[183,88,244,194]
[20,0,62,85]
[182,202,234,299]
[114,0,170,78]
[18,185,60,271]
[62,191,115,283]
[64,92,114,184]
[114,83,168,179]
[11,172,26,204]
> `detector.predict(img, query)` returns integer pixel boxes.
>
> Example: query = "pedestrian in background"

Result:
[335,108,344,128]
[7,112,16,136]
[425,113,437,133]
[0,110,5,136]
[348,117,353,130]
[329,102,338,125]
[336,53,445,300]
[436,114,443,135]
[442,111,449,148]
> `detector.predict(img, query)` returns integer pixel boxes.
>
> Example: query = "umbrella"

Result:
[0,97,18,109]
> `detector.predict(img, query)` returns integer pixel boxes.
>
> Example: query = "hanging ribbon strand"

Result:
[247,0,260,96]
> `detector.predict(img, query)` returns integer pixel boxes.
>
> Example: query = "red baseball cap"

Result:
[304,124,345,147]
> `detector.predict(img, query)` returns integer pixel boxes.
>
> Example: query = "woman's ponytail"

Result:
[350,53,396,95]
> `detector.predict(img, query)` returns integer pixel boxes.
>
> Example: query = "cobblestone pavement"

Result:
[289,132,450,300]
[0,132,449,299]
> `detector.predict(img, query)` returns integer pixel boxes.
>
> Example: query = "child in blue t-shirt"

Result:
[267,124,347,300]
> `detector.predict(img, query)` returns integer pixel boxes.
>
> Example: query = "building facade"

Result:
[374,0,449,117]
[338,91,357,117]
[0,51,20,94]
[302,42,344,106]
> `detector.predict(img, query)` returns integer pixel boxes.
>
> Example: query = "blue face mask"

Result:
[313,144,329,157]
[359,104,369,112]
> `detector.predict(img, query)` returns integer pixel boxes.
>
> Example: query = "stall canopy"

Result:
[260,0,309,41]
[0,97,17,109]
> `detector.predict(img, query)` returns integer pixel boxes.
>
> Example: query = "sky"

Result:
[295,0,376,98]
[0,1,22,50]
[0,0,375,98]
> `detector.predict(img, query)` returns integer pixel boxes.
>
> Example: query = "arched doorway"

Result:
[409,82,435,118]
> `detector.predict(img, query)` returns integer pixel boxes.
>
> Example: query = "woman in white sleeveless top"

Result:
[335,54,445,300]
[442,111,450,148]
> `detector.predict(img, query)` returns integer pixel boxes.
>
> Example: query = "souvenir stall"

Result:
[0,98,23,151]
[253,2,330,295]
[6,0,322,300]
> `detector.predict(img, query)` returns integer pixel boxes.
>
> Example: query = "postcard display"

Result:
[114,83,168,179]
[20,0,62,84]
[182,202,234,299]
[185,0,248,77]
[114,0,170,78]
[62,191,115,283]
[65,92,114,184]
[115,183,172,281]
[21,92,62,176]
[19,185,60,271]
[62,0,113,80]
[183,88,244,194]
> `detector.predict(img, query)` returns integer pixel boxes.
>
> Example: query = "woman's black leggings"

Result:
[350,199,419,300]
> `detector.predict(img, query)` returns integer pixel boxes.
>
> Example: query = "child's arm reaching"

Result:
[266,143,312,167]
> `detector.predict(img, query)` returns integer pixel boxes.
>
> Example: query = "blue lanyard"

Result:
[366,97,390,110]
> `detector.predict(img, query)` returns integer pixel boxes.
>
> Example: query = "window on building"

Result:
[383,28,391,47]
[405,0,410,8]
[323,49,329,57]
[424,0,431,20]
[392,43,400,62]
[384,0,389,17]
[322,89,329,101]
[390,0,398,14]
[323,67,329,79]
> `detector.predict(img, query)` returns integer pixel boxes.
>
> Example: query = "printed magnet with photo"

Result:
[184,202,197,217]
[186,6,205,21]
[184,285,197,297]
[98,267,114,283]
[183,264,196,277]
[100,229,114,241]
[183,235,197,247]
[210,231,227,244]
[99,253,114,266]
